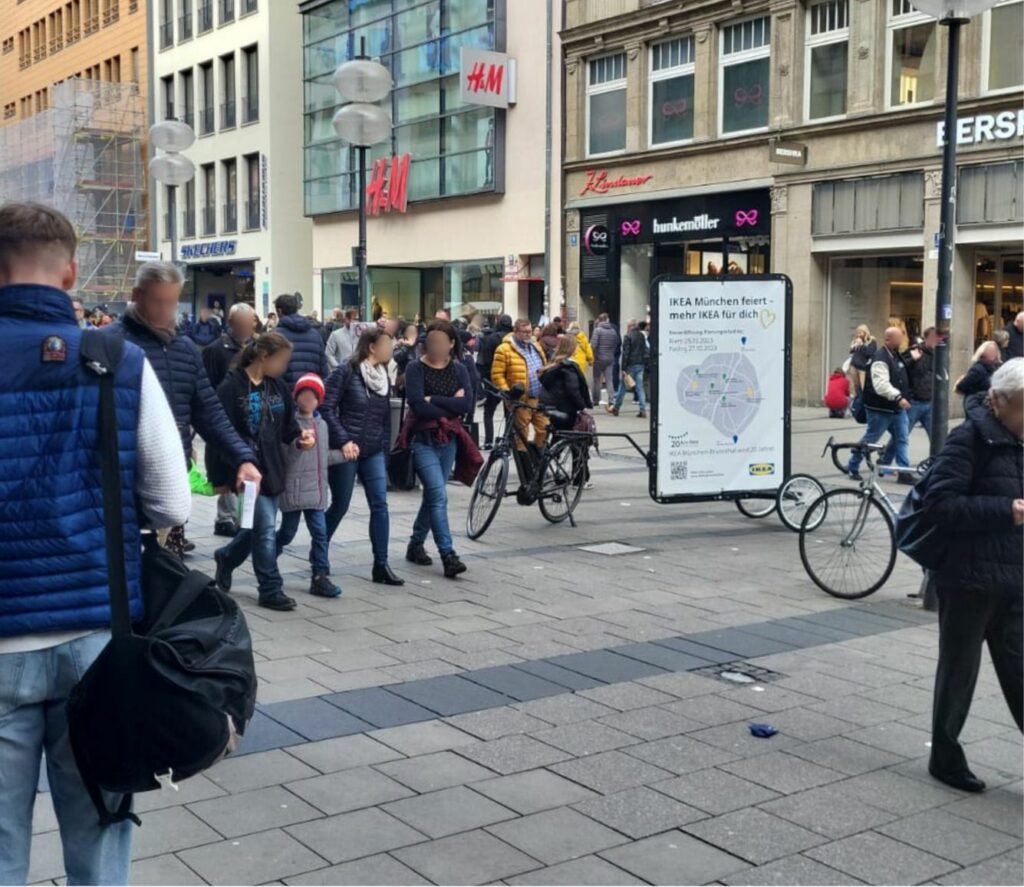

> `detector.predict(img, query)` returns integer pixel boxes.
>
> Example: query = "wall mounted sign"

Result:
[935,109,1024,147]
[769,140,807,165]
[579,169,654,197]
[367,153,411,215]
[583,224,610,256]
[180,240,238,260]
[460,48,517,109]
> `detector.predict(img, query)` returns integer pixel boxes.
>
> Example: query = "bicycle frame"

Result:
[824,439,899,548]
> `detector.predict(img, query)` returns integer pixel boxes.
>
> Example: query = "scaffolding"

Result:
[0,78,147,302]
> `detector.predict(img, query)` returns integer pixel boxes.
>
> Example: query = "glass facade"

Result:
[302,0,505,216]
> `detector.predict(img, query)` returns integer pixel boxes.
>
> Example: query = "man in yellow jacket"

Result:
[492,318,549,449]
[567,321,594,372]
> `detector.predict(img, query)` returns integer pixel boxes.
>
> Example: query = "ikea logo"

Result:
[748,463,776,476]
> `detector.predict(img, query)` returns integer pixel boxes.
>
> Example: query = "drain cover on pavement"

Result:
[694,662,786,685]
[578,542,647,556]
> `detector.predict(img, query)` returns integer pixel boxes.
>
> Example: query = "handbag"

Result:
[387,395,417,491]
[895,471,948,571]
[67,332,258,827]
[850,392,867,424]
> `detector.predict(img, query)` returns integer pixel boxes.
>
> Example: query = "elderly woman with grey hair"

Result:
[923,358,1024,793]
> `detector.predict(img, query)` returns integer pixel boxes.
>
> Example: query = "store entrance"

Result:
[973,251,1023,346]
[186,262,256,318]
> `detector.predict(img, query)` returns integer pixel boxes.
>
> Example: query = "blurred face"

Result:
[296,390,319,414]
[923,330,940,348]
[72,301,85,322]
[425,329,453,360]
[403,323,418,342]
[513,322,532,343]
[134,281,182,330]
[229,310,257,342]
[199,308,211,321]
[980,342,1000,364]
[992,390,1024,440]
[883,328,903,350]
[370,333,394,364]
[261,348,292,379]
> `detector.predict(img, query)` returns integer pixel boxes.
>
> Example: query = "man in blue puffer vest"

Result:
[0,202,192,885]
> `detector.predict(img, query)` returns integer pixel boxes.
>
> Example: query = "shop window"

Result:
[649,36,694,146]
[719,16,770,135]
[957,161,1024,225]
[805,0,848,121]
[887,0,936,108]
[443,261,503,322]
[984,1,1023,93]
[812,172,924,235]
[587,52,627,156]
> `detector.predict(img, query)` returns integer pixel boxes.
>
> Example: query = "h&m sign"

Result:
[459,48,517,109]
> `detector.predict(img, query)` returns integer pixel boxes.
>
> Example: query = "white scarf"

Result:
[359,359,390,397]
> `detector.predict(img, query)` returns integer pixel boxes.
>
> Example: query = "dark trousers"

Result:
[482,392,501,445]
[931,588,1023,775]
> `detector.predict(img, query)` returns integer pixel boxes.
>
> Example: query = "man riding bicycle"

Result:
[492,318,549,450]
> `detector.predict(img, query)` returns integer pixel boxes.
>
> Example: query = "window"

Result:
[161,74,174,119]
[164,185,176,241]
[812,172,924,235]
[159,0,173,48]
[180,68,194,129]
[2,38,13,54]
[219,0,234,26]
[586,52,627,156]
[887,0,936,107]
[202,163,216,234]
[130,46,139,82]
[222,158,237,232]
[719,16,770,134]
[805,0,848,120]
[245,153,260,229]
[198,0,212,33]
[649,37,694,146]
[984,1,1023,92]
[199,62,214,134]
[221,52,236,127]
[183,177,196,237]
[958,160,1023,224]
[242,0,257,15]
[242,44,258,123]
[179,0,193,40]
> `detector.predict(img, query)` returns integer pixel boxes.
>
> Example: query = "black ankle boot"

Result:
[406,542,432,566]
[442,551,467,579]
[373,563,405,586]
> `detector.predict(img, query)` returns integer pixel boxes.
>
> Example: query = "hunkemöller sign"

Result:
[580,169,654,196]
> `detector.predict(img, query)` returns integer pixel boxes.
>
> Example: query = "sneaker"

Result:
[441,551,467,579]
[606,405,618,416]
[637,411,647,419]
[214,551,232,593]
[584,480,594,490]
[848,470,863,482]
[406,542,433,566]
[310,575,342,598]
[482,442,493,451]
[214,520,238,538]
[259,592,298,611]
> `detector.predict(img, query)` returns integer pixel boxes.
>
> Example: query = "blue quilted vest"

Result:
[0,284,145,637]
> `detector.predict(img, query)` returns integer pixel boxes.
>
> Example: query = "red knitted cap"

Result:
[293,373,325,403]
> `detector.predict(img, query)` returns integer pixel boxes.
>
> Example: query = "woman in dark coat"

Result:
[539,335,593,429]
[922,358,1024,793]
[955,340,1000,398]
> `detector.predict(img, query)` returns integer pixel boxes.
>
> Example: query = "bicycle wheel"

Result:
[538,439,585,524]
[799,489,897,599]
[466,452,509,540]
[776,473,826,532]
[735,498,777,519]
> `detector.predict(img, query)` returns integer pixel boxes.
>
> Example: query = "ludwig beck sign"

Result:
[459,48,517,109]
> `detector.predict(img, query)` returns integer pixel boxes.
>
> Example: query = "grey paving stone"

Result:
[445,708,552,740]
[129,806,221,860]
[760,784,899,838]
[723,854,866,885]
[941,785,1024,837]
[285,733,404,774]
[655,767,781,814]
[877,809,1021,866]
[486,807,628,866]
[511,659,607,691]
[660,693,764,727]
[801,608,911,635]
[460,665,570,701]
[731,621,830,650]
[187,785,322,838]
[259,696,374,741]
[387,674,515,716]
[393,829,541,885]
[761,706,855,741]
[235,711,306,755]
[530,721,638,756]
[625,734,739,774]
[505,855,645,885]
[208,749,319,794]
[807,694,909,727]
[686,628,798,658]
[853,600,936,625]
[600,829,749,884]
[545,650,668,684]
[178,828,328,885]
[573,785,707,838]
[284,854,431,885]
[133,773,225,813]
[721,752,845,794]
[376,749,496,791]
[513,694,616,725]
[473,769,599,815]
[550,750,674,795]
[598,705,705,739]
[456,734,574,775]
[636,670,726,698]
[575,682,677,712]
[772,616,863,644]
[836,770,961,816]
[383,785,517,838]
[772,671,870,701]
[284,807,428,865]
[286,765,415,815]
[369,720,478,756]
[962,736,1024,776]
[322,687,435,728]
[684,807,829,864]
[129,853,206,886]
[787,735,905,775]
[934,849,1024,886]
[610,641,716,672]
[806,832,959,884]
[650,635,742,664]
[736,684,820,713]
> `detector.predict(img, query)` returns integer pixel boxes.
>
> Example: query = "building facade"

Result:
[562,0,1023,405]
[300,0,562,323]
[151,0,311,318]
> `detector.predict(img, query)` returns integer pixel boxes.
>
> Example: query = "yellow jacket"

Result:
[492,333,547,395]
[571,330,594,370]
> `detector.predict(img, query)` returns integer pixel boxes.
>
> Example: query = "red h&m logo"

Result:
[366,153,411,216]
[465,61,504,96]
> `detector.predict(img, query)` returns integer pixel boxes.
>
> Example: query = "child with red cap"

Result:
[276,373,342,598]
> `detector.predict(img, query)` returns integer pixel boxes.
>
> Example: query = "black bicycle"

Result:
[467,382,593,540]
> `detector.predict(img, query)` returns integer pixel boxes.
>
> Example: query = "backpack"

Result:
[67,331,257,827]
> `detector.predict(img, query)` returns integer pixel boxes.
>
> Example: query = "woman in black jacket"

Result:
[955,340,1000,398]
[539,336,593,429]
[923,358,1024,793]
[322,328,403,586]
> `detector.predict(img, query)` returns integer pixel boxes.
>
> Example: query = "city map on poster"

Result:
[653,277,789,501]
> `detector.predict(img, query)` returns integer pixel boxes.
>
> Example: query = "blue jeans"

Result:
[613,364,647,411]
[882,399,931,467]
[215,493,283,599]
[326,451,391,565]
[277,509,330,576]
[410,438,457,556]
[0,633,132,885]
[849,408,909,475]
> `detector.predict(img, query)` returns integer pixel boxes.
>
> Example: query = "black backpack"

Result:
[67,331,257,827]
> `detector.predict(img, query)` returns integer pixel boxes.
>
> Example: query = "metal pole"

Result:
[930,18,962,457]
[169,183,178,264]
[358,144,367,316]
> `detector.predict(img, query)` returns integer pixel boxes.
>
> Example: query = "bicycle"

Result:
[735,473,826,532]
[467,382,593,540]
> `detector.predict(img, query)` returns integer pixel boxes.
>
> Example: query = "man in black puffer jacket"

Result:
[922,359,1024,794]
[274,293,329,387]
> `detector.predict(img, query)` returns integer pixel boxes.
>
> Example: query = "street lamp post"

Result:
[332,42,392,315]
[149,120,197,264]
[913,0,999,456]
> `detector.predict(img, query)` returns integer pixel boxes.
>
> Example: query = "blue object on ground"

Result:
[749,723,779,738]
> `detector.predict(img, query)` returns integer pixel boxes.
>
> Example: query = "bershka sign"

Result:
[580,169,654,196]
[180,240,237,260]
[653,214,721,234]
[935,110,1024,147]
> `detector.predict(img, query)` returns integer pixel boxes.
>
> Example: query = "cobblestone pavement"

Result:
[31,409,1023,886]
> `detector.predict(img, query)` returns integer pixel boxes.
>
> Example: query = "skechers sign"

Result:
[936,110,1024,147]
[180,241,238,260]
